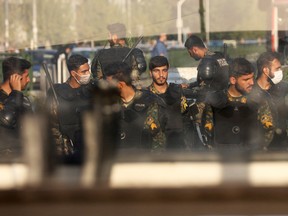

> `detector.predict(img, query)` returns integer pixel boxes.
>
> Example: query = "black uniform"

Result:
[0,90,32,156]
[91,45,147,80]
[213,96,259,149]
[47,82,93,162]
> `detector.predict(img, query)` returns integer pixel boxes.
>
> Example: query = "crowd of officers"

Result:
[0,23,288,164]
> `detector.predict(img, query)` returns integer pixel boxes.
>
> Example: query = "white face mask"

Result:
[74,72,91,85]
[270,69,283,85]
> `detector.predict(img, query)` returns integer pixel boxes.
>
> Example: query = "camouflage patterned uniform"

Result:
[250,82,288,150]
[148,83,188,150]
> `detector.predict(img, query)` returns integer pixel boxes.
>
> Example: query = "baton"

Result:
[122,35,143,63]
[42,63,59,106]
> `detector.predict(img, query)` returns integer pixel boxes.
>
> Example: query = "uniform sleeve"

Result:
[180,87,188,114]
[203,103,214,136]
[144,102,166,153]
[257,101,274,148]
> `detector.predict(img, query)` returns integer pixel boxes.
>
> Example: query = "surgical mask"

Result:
[74,72,91,85]
[270,69,283,85]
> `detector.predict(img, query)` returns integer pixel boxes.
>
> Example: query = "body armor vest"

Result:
[213,101,259,147]
[54,83,91,144]
[150,83,186,149]
[197,52,229,91]
[157,83,184,130]
[120,91,156,150]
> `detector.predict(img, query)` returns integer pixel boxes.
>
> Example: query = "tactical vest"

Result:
[150,83,186,149]
[53,83,91,144]
[213,101,259,148]
[157,84,184,129]
[197,52,229,91]
[120,91,157,150]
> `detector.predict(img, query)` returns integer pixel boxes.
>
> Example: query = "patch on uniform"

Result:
[121,132,126,140]
[261,115,273,129]
[146,116,158,131]
[181,96,188,113]
[240,97,247,104]
[232,126,240,134]
[205,123,213,132]
[134,103,146,111]
[217,58,229,66]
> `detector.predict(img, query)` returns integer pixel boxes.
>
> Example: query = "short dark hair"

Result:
[2,57,31,81]
[256,51,281,77]
[67,54,88,72]
[184,34,206,49]
[107,23,126,39]
[104,62,132,86]
[149,56,169,71]
[229,57,254,78]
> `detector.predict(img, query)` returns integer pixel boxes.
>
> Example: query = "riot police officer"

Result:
[147,56,188,150]
[91,23,147,88]
[184,34,229,93]
[46,54,93,163]
[183,35,229,150]
[252,51,288,151]
[0,57,32,156]
[203,58,273,151]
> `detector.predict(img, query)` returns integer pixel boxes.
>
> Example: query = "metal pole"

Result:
[4,0,9,51]
[127,0,131,34]
[177,0,187,45]
[32,0,38,49]
[71,0,78,43]
[271,1,278,52]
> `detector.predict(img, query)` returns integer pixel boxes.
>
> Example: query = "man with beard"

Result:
[250,51,288,151]
[202,58,274,151]
[0,56,32,156]
[182,35,230,149]
[91,23,146,88]
[148,56,188,150]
